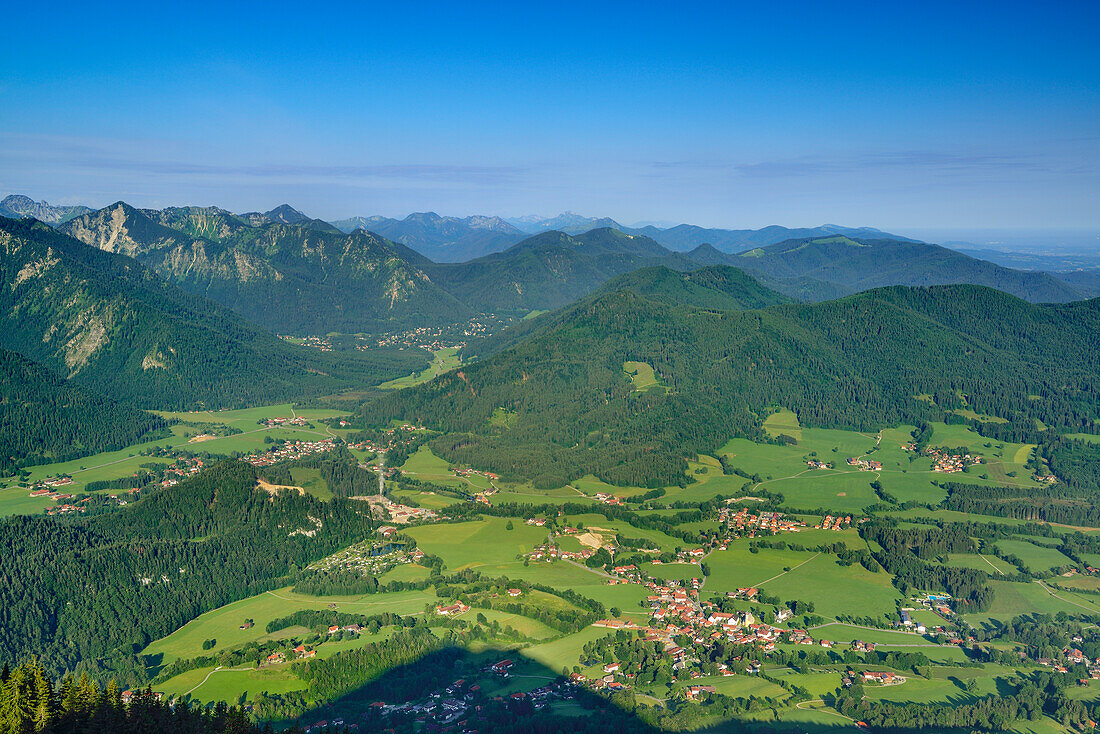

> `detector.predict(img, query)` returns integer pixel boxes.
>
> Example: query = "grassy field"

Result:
[405,517,547,571]
[379,348,460,390]
[943,553,1015,576]
[762,408,802,441]
[993,539,1074,572]
[142,587,438,666]
[964,579,1100,627]
[623,361,661,392]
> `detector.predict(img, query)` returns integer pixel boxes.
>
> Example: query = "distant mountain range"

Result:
[331,212,525,262]
[8,195,1097,333]
[0,194,93,225]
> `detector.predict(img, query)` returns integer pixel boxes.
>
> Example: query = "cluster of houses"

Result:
[719,508,806,538]
[806,460,833,470]
[454,467,499,481]
[358,674,579,730]
[815,514,853,531]
[374,325,462,352]
[594,492,624,506]
[258,415,311,428]
[925,447,983,473]
[44,496,89,515]
[244,439,335,467]
[847,457,883,471]
[861,671,906,686]
[158,457,206,487]
[282,335,336,352]
[525,541,595,563]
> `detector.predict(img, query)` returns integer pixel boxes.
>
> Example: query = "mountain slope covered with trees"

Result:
[0,348,168,471]
[363,279,1100,488]
[0,216,427,409]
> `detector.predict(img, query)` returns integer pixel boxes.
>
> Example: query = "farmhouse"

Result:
[436,602,470,617]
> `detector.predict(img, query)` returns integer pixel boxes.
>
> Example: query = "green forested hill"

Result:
[61,203,465,333]
[594,265,793,310]
[0,348,167,471]
[0,460,374,673]
[363,282,1100,488]
[729,236,1086,303]
[426,228,703,311]
[0,217,427,409]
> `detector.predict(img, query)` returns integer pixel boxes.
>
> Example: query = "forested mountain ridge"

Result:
[424,228,703,312]
[641,223,916,252]
[61,202,465,333]
[362,282,1100,488]
[726,236,1086,303]
[0,216,427,409]
[0,347,167,471]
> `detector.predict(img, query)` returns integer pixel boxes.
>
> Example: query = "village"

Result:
[243,438,336,467]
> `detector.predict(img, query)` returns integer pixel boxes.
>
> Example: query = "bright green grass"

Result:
[641,562,702,581]
[523,627,617,671]
[0,487,53,517]
[1066,434,1100,444]
[1050,575,1100,593]
[749,554,902,620]
[405,517,547,570]
[160,665,306,703]
[762,408,802,441]
[806,624,928,645]
[289,467,332,500]
[864,676,988,704]
[379,564,431,583]
[400,445,453,476]
[942,553,1015,576]
[623,361,661,392]
[389,490,459,510]
[951,409,1009,424]
[471,607,559,639]
[994,539,1073,572]
[142,587,438,666]
[558,513,684,551]
[767,670,844,697]
[379,348,460,390]
[571,474,654,499]
[964,580,1100,627]
[490,560,651,615]
[693,674,788,700]
[704,545,819,593]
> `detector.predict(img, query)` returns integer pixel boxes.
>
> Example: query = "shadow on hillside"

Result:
[254,644,986,734]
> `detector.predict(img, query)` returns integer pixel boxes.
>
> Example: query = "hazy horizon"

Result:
[2,2,1098,233]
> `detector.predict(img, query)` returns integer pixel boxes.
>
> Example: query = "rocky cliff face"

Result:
[61,202,469,332]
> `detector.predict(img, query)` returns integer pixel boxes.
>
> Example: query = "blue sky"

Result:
[1,0,1097,233]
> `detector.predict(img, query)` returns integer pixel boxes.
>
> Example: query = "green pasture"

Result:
[379,348,460,390]
[142,587,437,666]
[762,408,802,441]
[405,517,547,570]
[623,361,661,392]
[964,580,1100,627]
[994,539,1073,572]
